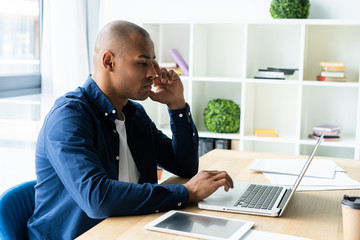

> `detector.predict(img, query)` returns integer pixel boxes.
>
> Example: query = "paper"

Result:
[250,158,360,191]
[241,230,312,240]
[249,158,341,179]
[263,171,360,191]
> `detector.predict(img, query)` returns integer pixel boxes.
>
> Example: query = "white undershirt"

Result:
[115,114,139,183]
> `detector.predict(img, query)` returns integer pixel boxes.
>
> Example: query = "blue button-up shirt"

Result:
[27,75,199,239]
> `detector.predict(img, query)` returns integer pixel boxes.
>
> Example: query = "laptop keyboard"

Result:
[234,184,283,210]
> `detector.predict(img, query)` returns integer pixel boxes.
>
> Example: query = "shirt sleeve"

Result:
[154,103,199,178]
[43,101,189,219]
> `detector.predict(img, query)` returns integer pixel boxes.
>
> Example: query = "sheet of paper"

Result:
[249,158,342,179]
[241,230,312,240]
[263,171,360,191]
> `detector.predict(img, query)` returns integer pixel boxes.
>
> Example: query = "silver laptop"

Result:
[198,131,325,217]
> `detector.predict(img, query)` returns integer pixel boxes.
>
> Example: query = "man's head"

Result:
[92,20,158,109]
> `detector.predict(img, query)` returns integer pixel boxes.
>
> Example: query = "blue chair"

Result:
[0,180,36,240]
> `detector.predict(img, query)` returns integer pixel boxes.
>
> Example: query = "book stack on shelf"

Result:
[309,124,342,141]
[158,62,183,75]
[169,48,189,76]
[317,62,347,82]
[254,128,279,138]
[254,67,297,80]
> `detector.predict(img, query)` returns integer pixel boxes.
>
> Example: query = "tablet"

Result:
[145,210,254,240]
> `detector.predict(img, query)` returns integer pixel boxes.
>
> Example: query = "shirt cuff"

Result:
[168,103,192,124]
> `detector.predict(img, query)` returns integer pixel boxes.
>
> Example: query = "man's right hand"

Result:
[183,170,234,203]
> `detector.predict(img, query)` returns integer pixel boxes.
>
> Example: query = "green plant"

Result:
[270,0,310,19]
[203,99,240,133]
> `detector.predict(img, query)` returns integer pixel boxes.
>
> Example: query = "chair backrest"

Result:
[0,180,36,240]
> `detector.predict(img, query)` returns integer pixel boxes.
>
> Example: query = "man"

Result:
[28,20,233,239]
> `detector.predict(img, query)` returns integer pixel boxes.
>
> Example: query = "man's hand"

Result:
[183,170,234,203]
[148,61,186,110]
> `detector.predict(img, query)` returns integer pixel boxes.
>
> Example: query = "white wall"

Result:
[99,0,360,29]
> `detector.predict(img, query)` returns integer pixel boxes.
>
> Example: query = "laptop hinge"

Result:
[277,189,292,209]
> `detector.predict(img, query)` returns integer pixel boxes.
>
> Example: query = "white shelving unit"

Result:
[141,19,360,160]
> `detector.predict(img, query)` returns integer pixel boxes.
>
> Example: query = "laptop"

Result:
[198,131,325,217]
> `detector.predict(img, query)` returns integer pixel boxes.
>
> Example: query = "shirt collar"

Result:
[82,75,136,121]
[82,75,117,122]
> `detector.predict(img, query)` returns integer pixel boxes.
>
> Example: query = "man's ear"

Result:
[102,51,114,71]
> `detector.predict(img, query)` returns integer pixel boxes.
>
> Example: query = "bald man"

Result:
[27,20,233,239]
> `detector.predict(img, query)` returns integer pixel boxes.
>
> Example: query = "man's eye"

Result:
[139,62,147,66]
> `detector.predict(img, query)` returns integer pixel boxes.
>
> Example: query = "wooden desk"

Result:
[77,149,360,240]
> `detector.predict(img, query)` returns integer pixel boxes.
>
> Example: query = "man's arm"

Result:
[148,61,198,178]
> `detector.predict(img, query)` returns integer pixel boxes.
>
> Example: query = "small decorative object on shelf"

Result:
[270,0,311,19]
[203,98,240,133]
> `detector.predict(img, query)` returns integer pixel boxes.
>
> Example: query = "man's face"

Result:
[110,34,157,101]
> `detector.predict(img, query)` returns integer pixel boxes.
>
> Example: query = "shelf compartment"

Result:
[303,25,360,82]
[246,24,302,79]
[191,81,242,133]
[243,83,299,139]
[191,24,245,78]
[143,23,190,72]
[301,85,358,140]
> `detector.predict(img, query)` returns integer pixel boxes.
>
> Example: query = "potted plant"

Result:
[270,0,311,19]
[203,98,240,133]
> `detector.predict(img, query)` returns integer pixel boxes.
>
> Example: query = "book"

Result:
[309,134,341,141]
[320,71,345,78]
[266,67,298,75]
[320,62,345,67]
[313,130,340,136]
[316,75,347,82]
[254,70,285,80]
[171,68,183,75]
[158,62,178,69]
[169,48,189,76]
[313,124,342,132]
[254,128,279,138]
[321,65,346,72]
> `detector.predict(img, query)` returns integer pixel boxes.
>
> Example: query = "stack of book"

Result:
[169,48,189,76]
[317,62,347,82]
[254,128,279,138]
[158,62,183,75]
[254,67,297,80]
[308,124,342,141]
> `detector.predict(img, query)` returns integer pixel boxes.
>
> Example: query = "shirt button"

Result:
[155,210,159,213]
[188,112,191,116]
[179,113,183,118]
[113,130,117,133]
[177,202,182,207]
[104,112,108,116]
[193,132,195,136]
[116,156,120,161]
[112,109,116,114]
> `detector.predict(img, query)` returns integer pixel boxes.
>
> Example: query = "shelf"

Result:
[140,20,360,159]
[301,133,356,147]
[198,131,240,140]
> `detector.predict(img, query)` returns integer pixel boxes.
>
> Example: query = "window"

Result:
[0,0,41,194]
[0,0,41,97]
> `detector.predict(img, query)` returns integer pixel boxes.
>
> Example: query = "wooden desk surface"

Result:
[77,149,360,240]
